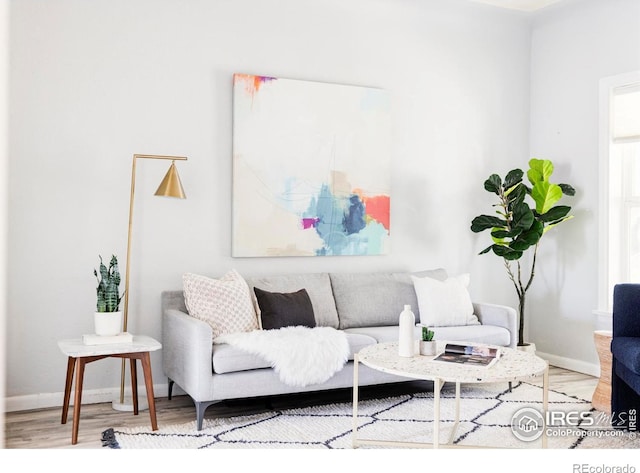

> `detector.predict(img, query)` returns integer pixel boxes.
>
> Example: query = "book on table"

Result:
[431,343,501,368]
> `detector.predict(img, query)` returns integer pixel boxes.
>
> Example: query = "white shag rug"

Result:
[214,326,349,387]
[101,381,640,449]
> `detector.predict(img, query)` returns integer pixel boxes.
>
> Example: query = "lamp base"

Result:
[112,396,149,412]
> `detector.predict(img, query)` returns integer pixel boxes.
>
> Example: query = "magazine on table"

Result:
[431,343,501,368]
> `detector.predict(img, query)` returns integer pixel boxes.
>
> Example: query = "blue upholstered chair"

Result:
[611,283,640,429]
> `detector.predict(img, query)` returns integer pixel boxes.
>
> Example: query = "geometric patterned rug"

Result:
[102,381,640,449]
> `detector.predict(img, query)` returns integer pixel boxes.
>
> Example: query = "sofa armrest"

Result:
[613,284,640,338]
[162,308,214,402]
[472,302,517,349]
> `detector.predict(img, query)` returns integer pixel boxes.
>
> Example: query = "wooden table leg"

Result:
[61,357,76,424]
[140,352,158,430]
[130,358,139,415]
[71,358,86,445]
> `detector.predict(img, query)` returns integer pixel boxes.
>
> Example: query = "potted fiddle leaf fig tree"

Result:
[93,255,124,336]
[470,158,575,348]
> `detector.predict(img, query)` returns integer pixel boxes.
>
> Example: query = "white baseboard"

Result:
[536,351,600,378]
[4,382,176,413]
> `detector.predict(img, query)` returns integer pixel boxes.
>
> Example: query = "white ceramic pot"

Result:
[94,311,123,336]
[419,340,437,356]
[517,342,536,354]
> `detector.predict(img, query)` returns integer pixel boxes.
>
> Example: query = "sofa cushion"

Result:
[182,270,259,339]
[344,324,510,347]
[332,269,448,329]
[254,287,316,330]
[212,331,377,373]
[411,273,480,327]
[612,337,640,375]
[245,273,339,328]
[425,325,510,347]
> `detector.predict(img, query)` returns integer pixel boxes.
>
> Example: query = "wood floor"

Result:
[3,365,599,449]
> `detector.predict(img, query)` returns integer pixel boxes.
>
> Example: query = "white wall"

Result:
[528,0,640,371]
[8,0,532,408]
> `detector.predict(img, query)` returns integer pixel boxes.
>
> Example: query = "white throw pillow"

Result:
[183,269,259,339]
[411,273,480,327]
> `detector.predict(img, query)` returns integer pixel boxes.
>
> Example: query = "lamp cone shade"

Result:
[154,161,186,198]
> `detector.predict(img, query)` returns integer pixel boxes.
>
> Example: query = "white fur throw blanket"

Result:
[214,326,350,388]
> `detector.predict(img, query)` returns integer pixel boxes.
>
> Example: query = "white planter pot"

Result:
[419,340,437,356]
[517,342,536,354]
[94,311,123,336]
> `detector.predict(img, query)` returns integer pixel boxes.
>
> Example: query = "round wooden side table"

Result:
[592,330,613,413]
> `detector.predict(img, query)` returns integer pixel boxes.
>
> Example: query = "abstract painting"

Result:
[232,73,391,257]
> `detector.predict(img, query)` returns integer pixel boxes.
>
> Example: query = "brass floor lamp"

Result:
[112,154,187,412]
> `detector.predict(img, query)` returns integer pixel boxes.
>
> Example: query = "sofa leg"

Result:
[195,400,220,431]
[508,382,512,393]
[168,378,174,401]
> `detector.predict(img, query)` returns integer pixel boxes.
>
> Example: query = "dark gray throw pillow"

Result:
[253,287,316,330]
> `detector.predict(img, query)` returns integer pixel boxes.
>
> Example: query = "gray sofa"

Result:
[161,269,517,430]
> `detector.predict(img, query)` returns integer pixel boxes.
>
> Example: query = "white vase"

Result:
[94,311,123,336]
[398,305,415,357]
[419,340,437,356]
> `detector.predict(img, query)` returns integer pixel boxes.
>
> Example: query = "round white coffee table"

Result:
[352,341,549,448]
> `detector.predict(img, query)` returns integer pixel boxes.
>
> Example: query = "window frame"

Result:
[597,71,640,316]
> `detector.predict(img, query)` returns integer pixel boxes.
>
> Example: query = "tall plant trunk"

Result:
[505,247,537,347]
[518,294,526,347]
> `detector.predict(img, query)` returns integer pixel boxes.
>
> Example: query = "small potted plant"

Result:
[93,255,124,336]
[419,326,436,356]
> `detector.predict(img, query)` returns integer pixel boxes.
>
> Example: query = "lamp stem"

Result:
[119,154,138,404]
[117,154,187,408]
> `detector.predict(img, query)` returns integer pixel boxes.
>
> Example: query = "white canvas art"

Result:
[232,74,391,257]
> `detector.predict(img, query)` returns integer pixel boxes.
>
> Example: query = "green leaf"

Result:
[490,229,512,239]
[526,218,544,238]
[531,181,563,214]
[510,218,544,250]
[506,184,527,206]
[509,239,535,252]
[504,169,523,190]
[492,245,523,260]
[559,183,576,196]
[478,245,493,255]
[527,158,554,184]
[510,224,542,250]
[484,174,502,194]
[471,215,507,233]
[543,215,574,233]
[511,202,535,233]
[539,205,571,222]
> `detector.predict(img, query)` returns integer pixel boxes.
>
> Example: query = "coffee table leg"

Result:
[448,381,461,444]
[352,354,359,448]
[542,364,549,448]
[433,378,443,448]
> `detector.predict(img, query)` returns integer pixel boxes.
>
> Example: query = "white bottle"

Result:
[398,304,415,357]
